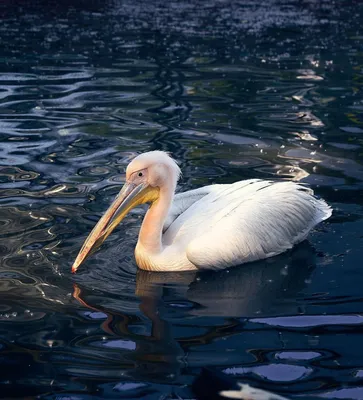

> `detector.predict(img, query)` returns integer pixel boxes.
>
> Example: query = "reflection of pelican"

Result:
[72,151,331,273]
[135,242,316,317]
[71,244,315,389]
[73,241,316,317]
[72,282,184,383]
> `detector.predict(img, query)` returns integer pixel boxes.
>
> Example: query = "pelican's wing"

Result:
[164,180,332,270]
[163,184,222,232]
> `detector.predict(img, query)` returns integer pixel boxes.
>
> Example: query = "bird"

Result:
[71,150,332,273]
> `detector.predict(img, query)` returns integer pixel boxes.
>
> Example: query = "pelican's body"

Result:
[72,151,332,273]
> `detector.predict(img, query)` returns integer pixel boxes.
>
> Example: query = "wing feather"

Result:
[163,185,222,232]
[163,180,331,270]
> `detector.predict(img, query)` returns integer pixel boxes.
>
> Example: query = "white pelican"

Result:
[72,151,332,273]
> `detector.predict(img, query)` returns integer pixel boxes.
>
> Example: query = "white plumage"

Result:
[72,151,332,273]
[163,180,331,270]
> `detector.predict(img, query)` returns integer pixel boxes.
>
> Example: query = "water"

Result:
[0,0,363,398]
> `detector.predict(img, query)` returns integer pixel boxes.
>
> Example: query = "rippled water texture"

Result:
[0,0,363,398]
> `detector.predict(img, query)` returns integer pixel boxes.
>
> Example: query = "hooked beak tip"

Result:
[71,263,79,274]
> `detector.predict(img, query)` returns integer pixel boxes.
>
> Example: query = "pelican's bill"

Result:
[71,182,159,273]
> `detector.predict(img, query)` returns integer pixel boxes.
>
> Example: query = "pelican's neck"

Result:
[138,185,174,253]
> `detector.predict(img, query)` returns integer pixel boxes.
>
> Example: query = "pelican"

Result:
[72,151,332,273]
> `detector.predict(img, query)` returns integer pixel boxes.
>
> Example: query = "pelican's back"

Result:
[165,180,332,270]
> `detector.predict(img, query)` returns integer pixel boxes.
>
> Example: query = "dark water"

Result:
[0,0,363,398]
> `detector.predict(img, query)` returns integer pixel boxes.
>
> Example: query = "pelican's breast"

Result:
[135,244,156,271]
[135,242,197,272]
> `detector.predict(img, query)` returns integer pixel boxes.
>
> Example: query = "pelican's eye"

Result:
[138,172,143,177]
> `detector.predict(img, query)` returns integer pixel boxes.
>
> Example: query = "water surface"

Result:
[0,1,363,398]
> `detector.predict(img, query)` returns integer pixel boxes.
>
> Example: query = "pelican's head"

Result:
[72,151,180,273]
